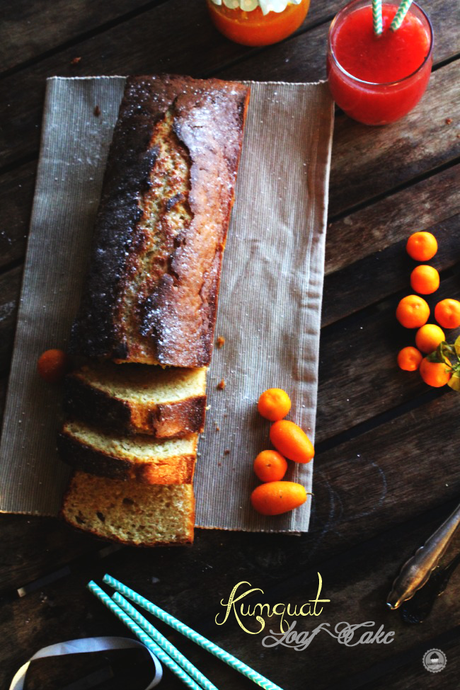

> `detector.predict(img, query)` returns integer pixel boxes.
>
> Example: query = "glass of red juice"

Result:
[327,0,433,125]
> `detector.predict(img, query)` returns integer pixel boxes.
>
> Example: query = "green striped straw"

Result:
[372,0,383,35]
[87,581,202,690]
[103,574,285,690]
[113,592,219,690]
[390,0,414,31]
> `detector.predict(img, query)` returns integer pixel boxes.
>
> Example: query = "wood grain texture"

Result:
[0,266,22,374]
[312,391,460,557]
[0,515,104,593]
[0,0,344,75]
[0,162,36,271]
[329,63,460,216]
[323,164,460,325]
[326,164,460,276]
[317,270,460,442]
[367,635,460,690]
[0,0,166,73]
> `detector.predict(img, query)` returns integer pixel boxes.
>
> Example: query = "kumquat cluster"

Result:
[396,232,460,390]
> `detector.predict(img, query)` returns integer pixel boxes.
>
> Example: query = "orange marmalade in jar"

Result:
[206,0,310,46]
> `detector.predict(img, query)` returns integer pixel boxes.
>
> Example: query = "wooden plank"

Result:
[317,271,460,442]
[0,0,344,75]
[365,635,460,690]
[312,391,460,557]
[0,502,459,690]
[0,162,36,271]
[0,515,108,594]
[0,0,167,73]
[328,63,460,216]
[0,265,22,375]
[323,164,460,326]
[0,0,458,171]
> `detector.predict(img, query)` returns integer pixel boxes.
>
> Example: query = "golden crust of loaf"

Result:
[63,363,207,438]
[61,472,195,546]
[58,421,198,484]
[70,74,250,367]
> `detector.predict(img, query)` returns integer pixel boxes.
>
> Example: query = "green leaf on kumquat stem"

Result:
[426,340,460,390]
[455,335,460,358]
[448,372,460,391]
[441,342,456,359]
[428,343,449,363]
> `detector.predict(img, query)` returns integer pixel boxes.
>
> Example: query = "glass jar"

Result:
[327,0,433,125]
[206,0,310,47]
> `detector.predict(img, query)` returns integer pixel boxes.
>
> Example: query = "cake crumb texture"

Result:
[61,472,195,545]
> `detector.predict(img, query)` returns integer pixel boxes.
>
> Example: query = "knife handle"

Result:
[387,502,460,610]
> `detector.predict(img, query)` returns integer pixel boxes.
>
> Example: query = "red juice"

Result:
[327,1,433,125]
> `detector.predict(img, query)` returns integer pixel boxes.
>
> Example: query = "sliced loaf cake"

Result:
[64,363,207,438]
[61,472,195,545]
[58,420,198,484]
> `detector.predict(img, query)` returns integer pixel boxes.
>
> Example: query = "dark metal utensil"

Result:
[399,550,460,624]
[386,502,460,611]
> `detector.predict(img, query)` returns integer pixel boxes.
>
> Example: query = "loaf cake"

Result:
[61,472,195,546]
[63,363,207,438]
[58,421,198,484]
[70,75,250,368]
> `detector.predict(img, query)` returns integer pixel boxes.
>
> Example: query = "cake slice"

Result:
[61,472,195,545]
[63,363,207,438]
[58,420,198,485]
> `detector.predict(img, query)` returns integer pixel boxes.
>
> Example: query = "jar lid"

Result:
[209,0,303,15]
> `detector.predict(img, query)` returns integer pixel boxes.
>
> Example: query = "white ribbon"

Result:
[9,636,162,690]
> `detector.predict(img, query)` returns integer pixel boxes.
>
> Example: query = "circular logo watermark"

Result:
[423,649,447,673]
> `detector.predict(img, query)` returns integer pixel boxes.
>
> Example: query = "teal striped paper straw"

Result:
[113,592,219,690]
[103,574,285,690]
[372,0,383,35]
[390,0,414,31]
[87,581,202,690]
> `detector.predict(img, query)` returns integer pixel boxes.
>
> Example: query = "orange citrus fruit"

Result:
[397,346,423,371]
[269,420,314,463]
[434,299,460,329]
[253,450,288,482]
[419,357,452,388]
[207,1,309,47]
[415,324,445,354]
[406,232,438,261]
[250,481,307,515]
[257,388,291,421]
[37,349,70,383]
[396,295,430,329]
[410,265,440,295]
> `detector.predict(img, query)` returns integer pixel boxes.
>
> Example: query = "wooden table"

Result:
[1,1,459,688]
